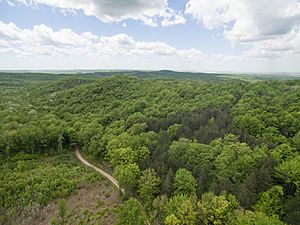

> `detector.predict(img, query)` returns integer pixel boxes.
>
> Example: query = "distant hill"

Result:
[0,70,299,88]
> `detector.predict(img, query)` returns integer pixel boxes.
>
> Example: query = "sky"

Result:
[0,0,300,73]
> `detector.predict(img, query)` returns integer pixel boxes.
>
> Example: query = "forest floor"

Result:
[15,180,121,225]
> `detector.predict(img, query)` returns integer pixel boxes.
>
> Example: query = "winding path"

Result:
[75,146,125,194]
[75,145,150,224]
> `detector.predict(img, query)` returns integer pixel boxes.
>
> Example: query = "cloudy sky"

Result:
[0,0,300,73]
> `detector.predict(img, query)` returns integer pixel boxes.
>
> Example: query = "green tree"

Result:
[254,186,284,219]
[212,134,264,183]
[114,163,141,194]
[169,138,213,171]
[283,191,300,225]
[174,168,196,196]
[115,198,146,225]
[138,168,161,208]
[167,124,181,138]
[233,115,264,136]
[77,121,104,147]
[164,214,180,225]
[235,156,276,208]
[233,211,286,225]
[57,135,63,152]
[107,147,136,166]
[152,195,168,224]
[128,123,148,135]
[106,132,150,164]
[198,192,239,225]
[165,195,197,225]
[272,144,296,162]
[293,131,300,151]
[275,155,300,191]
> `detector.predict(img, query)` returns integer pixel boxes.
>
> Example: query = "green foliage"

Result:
[76,120,105,157]
[0,153,100,221]
[165,195,197,225]
[212,134,265,183]
[235,156,276,208]
[164,214,180,225]
[198,192,239,225]
[108,147,137,166]
[58,199,67,224]
[138,168,161,208]
[115,198,146,225]
[234,115,265,136]
[152,195,169,223]
[283,192,300,225]
[275,155,300,190]
[271,143,296,162]
[232,82,300,147]
[1,74,299,225]
[57,135,64,152]
[167,124,181,138]
[169,138,213,170]
[233,211,286,225]
[106,132,152,166]
[254,186,284,218]
[174,168,197,196]
[114,163,141,193]
[293,131,300,150]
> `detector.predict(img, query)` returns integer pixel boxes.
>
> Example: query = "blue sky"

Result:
[0,0,299,73]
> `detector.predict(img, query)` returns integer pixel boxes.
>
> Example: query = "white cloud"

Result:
[8,0,186,27]
[0,21,203,61]
[186,0,233,30]
[185,0,300,59]
[6,0,16,7]
[0,21,299,72]
[243,27,300,59]
[185,0,300,42]
[161,8,186,27]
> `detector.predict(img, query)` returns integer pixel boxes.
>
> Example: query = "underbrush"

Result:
[0,152,102,223]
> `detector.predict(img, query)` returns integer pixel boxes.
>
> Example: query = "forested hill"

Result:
[0,70,298,89]
[0,74,300,224]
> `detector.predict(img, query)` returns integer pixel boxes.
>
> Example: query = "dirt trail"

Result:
[75,147,125,194]
[75,146,150,224]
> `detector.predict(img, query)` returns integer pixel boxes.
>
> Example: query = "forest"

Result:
[0,72,299,225]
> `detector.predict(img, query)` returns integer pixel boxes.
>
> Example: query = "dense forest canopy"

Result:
[0,72,299,225]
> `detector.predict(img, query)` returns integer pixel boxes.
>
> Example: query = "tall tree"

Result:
[165,195,197,225]
[138,168,161,209]
[198,192,239,225]
[174,168,197,196]
[114,163,141,194]
[115,198,146,225]
[254,186,284,219]
[57,135,63,152]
